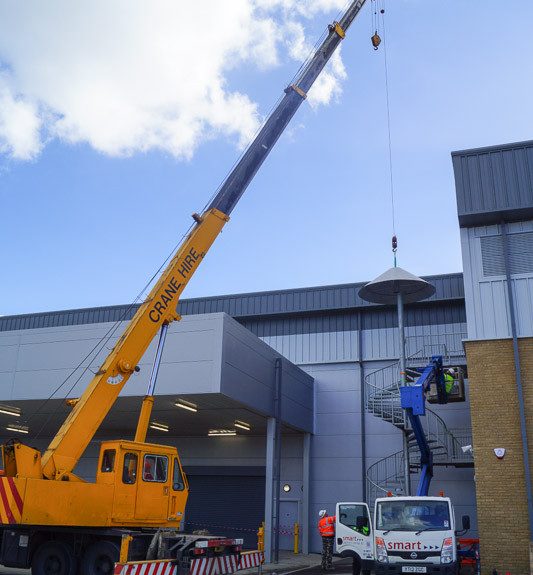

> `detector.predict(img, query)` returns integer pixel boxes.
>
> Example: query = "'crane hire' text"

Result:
[148,248,201,323]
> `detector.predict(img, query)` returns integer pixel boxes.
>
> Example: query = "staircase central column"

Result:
[397,292,411,496]
[359,265,436,499]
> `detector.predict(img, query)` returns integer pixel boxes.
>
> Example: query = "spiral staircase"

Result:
[365,342,474,509]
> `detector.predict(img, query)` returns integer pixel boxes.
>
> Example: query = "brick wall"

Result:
[465,338,533,574]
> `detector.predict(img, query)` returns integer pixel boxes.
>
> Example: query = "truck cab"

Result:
[374,496,469,575]
[335,502,374,574]
[97,440,189,527]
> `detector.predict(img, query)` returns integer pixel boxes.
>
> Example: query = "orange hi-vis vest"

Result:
[318,515,335,537]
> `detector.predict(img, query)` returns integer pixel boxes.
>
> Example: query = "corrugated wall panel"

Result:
[258,322,466,365]
[0,275,465,332]
[453,140,533,226]
[461,221,533,339]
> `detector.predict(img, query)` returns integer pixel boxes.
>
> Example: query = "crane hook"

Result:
[371,31,381,50]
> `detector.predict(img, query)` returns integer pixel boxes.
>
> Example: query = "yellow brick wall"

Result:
[465,338,533,574]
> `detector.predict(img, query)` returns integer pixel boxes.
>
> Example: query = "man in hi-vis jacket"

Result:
[318,509,336,570]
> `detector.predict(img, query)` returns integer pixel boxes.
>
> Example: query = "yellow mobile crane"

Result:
[0,2,367,574]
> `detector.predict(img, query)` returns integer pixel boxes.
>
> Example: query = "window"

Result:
[376,499,451,531]
[122,452,138,484]
[172,458,186,491]
[339,504,369,534]
[143,454,168,483]
[101,449,116,473]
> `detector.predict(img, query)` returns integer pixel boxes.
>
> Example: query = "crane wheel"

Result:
[32,541,77,575]
[80,540,120,575]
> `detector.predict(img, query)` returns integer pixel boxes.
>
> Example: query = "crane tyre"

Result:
[32,540,77,575]
[81,540,120,575]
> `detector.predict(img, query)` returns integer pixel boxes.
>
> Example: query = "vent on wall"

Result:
[481,232,533,277]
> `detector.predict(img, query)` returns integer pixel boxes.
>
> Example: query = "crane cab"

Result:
[96,440,189,527]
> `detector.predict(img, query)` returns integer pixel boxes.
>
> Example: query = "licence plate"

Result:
[402,568,427,573]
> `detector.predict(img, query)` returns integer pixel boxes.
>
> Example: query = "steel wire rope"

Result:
[380,2,396,237]
[25,7,348,441]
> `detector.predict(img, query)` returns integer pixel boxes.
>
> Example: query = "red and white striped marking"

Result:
[238,552,264,570]
[190,554,239,575]
[115,551,262,575]
[114,560,176,575]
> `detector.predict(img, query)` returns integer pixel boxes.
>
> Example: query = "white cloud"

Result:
[0,0,350,162]
[0,74,42,160]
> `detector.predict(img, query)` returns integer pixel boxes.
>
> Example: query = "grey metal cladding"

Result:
[0,274,465,333]
[452,140,533,227]
[241,303,465,337]
[481,232,533,277]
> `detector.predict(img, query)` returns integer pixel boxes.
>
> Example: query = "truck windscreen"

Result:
[376,500,451,532]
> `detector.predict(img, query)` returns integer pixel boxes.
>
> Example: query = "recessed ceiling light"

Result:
[175,399,198,413]
[0,405,21,417]
[149,422,169,432]
[234,420,251,431]
[208,429,237,437]
[6,424,29,434]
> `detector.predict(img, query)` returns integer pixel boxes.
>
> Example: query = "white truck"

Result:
[336,496,471,575]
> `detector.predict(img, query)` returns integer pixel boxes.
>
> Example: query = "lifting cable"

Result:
[371,0,397,265]
[26,4,355,441]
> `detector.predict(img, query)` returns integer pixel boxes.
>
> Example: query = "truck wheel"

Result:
[81,540,120,575]
[32,541,77,575]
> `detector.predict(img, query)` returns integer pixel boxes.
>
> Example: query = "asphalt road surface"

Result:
[285,559,358,575]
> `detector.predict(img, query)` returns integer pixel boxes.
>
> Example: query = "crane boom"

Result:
[40,0,367,480]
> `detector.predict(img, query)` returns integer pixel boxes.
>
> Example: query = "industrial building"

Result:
[0,275,475,556]
[0,140,531,570]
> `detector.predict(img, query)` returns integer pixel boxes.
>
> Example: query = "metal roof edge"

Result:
[451,139,533,157]
[0,273,465,331]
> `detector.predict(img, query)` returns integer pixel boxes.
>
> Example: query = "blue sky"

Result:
[1,1,532,316]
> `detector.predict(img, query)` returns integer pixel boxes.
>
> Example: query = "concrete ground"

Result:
[239,552,353,575]
[238,551,322,575]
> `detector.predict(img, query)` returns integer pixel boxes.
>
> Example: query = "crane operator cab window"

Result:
[173,458,186,491]
[101,449,116,473]
[143,454,168,482]
[122,452,138,484]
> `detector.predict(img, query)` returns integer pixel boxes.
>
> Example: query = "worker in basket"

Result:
[318,509,336,570]
[444,368,456,395]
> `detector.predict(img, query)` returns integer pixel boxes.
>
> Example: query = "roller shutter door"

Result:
[184,474,265,549]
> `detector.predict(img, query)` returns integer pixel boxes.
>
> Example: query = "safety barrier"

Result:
[114,552,264,575]
[114,560,176,575]
[190,555,240,575]
[239,551,264,569]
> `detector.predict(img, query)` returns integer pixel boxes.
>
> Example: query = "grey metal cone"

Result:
[358,266,436,305]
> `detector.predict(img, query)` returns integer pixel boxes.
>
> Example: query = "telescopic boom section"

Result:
[40,0,367,480]
[209,1,366,216]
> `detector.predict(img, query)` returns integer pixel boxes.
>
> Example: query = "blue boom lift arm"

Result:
[400,355,448,496]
